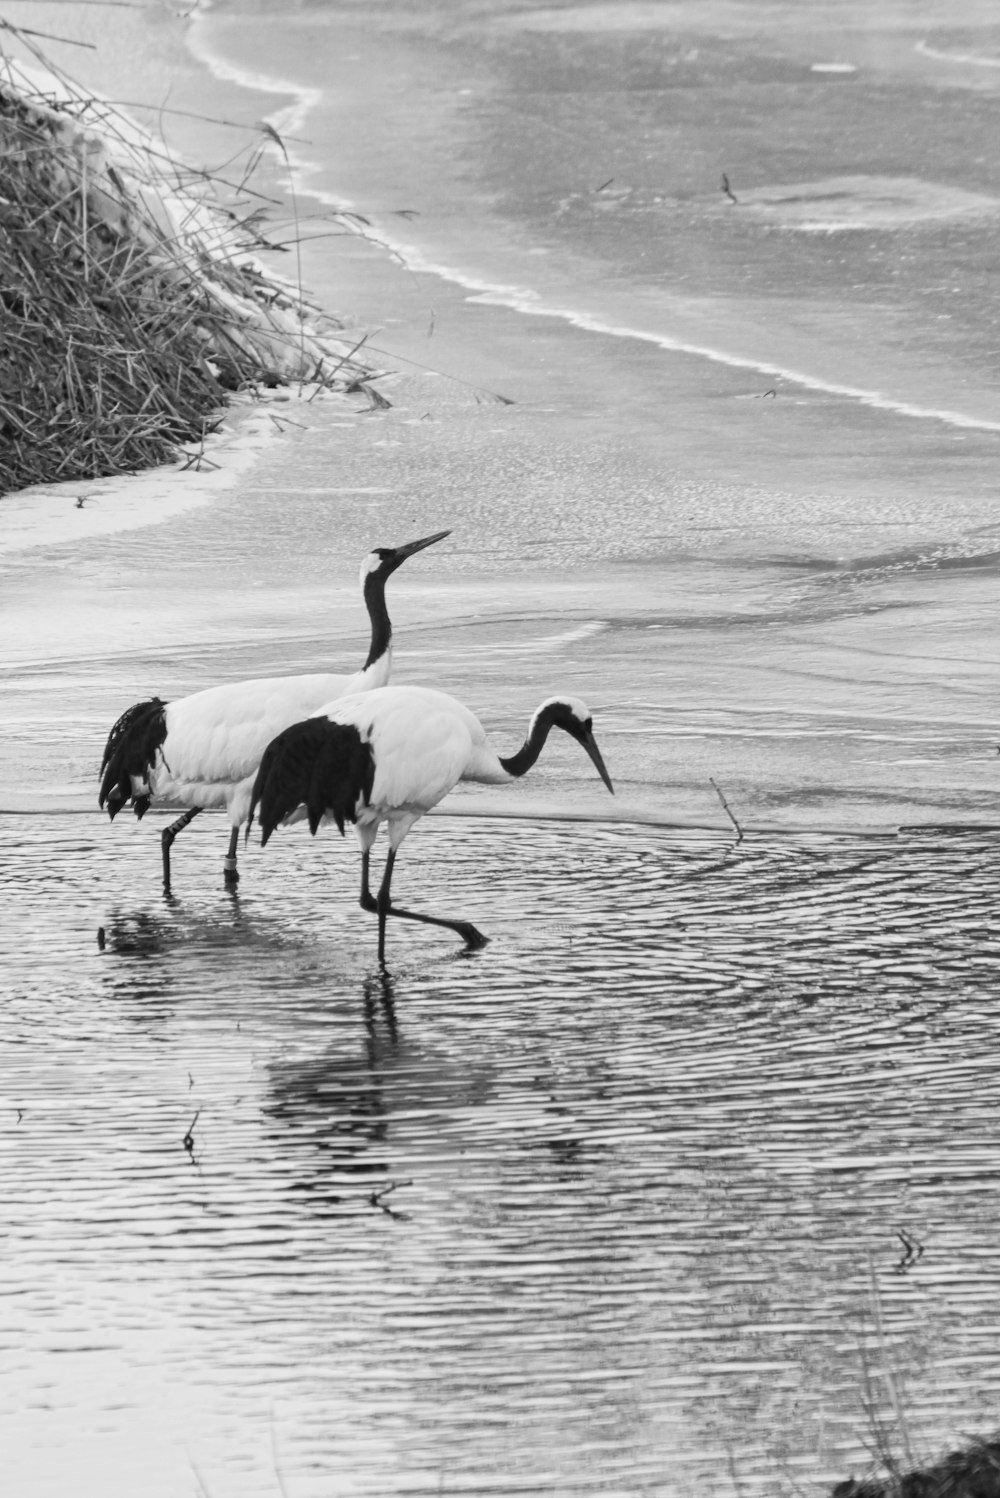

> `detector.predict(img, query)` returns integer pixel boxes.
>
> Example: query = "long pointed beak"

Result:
[386,529,451,569]
[582,732,614,795]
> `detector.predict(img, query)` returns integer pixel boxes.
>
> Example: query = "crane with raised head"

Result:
[98,531,450,890]
[248,683,614,962]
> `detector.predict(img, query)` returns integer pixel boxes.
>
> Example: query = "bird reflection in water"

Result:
[95,894,275,1021]
[263,969,399,1218]
[95,909,181,1017]
[100,907,176,958]
[98,887,316,967]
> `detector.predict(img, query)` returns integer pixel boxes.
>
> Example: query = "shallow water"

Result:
[3,813,1000,1496]
[4,3,1000,1493]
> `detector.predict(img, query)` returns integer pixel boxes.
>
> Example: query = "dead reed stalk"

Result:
[0,32,381,495]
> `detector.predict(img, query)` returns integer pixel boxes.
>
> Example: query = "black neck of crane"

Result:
[362,569,392,670]
[498,701,566,779]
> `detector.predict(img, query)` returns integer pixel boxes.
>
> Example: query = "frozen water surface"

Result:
[3,0,1000,1493]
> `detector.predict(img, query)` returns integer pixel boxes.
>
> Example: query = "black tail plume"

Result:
[98,697,169,820]
[249,718,375,845]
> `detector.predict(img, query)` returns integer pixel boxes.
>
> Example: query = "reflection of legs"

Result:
[375,848,488,964]
[363,968,397,1047]
[161,807,200,890]
[223,826,240,887]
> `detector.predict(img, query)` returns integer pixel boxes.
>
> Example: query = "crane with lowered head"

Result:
[248,682,614,962]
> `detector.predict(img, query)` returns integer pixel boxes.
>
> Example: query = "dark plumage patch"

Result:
[249,717,376,845]
[98,697,169,820]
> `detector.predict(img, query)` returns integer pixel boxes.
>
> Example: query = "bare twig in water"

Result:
[709,777,745,843]
[182,1109,200,1153]
[894,1227,924,1275]
[855,1253,916,1480]
[370,1179,413,1218]
[594,177,614,192]
[721,172,738,204]
[190,1460,214,1498]
[271,1409,291,1498]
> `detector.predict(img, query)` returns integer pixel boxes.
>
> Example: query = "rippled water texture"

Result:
[3,813,1000,1497]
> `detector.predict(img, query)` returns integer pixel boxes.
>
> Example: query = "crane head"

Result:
[361,529,451,584]
[547,696,615,795]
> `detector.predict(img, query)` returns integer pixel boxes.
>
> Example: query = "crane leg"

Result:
[161,807,200,891]
[359,850,378,913]
[374,849,488,963]
[223,826,240,887]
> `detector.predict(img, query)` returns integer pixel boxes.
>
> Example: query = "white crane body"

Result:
[150,667,383,821]
[248,682,614,960]
[333,686,513,836]
[98,531,449,889]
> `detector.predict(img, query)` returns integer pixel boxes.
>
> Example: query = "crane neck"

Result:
[362,569,393,672]
[347,644,393,694]
[498,701,565,779]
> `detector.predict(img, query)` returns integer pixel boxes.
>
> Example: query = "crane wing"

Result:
[161,673,354,789]
[249,717,376,844]
[98,697,169,819]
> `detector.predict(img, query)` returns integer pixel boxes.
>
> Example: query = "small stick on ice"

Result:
[710,777,745,844]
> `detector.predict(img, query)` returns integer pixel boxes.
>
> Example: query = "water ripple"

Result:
[1,815,999,1496]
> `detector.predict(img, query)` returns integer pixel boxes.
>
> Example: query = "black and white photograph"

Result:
[2,1,999,1494]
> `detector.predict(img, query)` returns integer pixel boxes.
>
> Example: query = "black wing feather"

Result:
[98,697,169,820]
[249,717,375,846]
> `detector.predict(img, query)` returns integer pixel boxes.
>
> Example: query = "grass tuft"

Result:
[833,1436,1000,1498]
[0,29,382,496]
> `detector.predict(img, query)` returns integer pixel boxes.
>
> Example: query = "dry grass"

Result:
[832,1437,1000,1498]
[832,1263,1000,1498]
[0,28,380,496]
